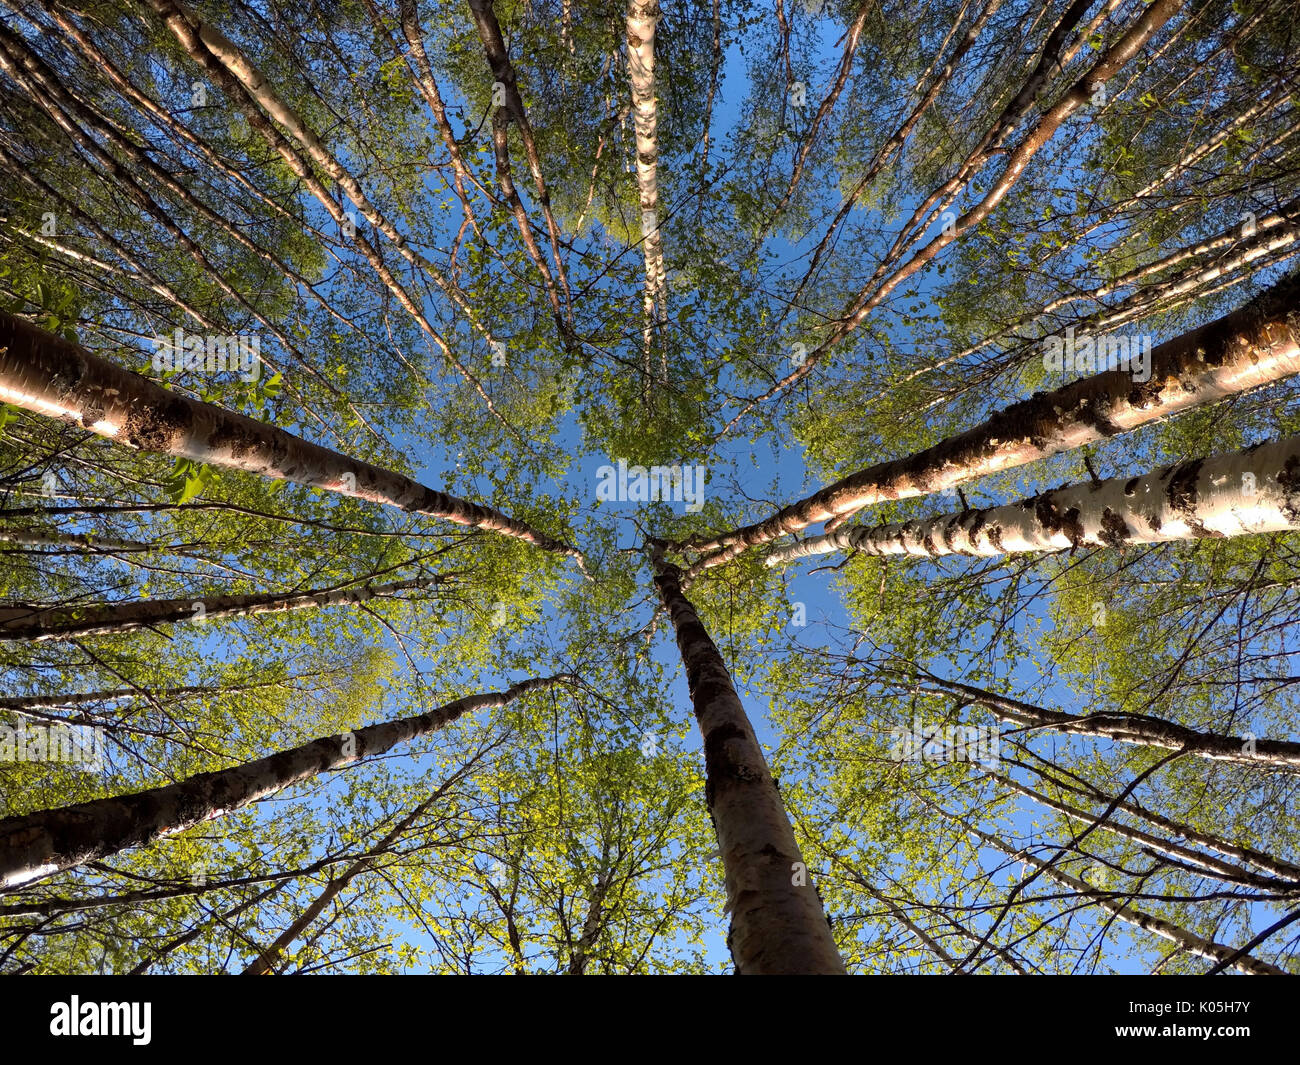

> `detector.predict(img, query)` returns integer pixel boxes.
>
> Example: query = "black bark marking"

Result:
[1099,508,1130,546]
[701,720,753,789]
[123,396,192,452]
[207,420,261,460]
[1184,517,1223,539]
[1061,507,1085,547]
[1276,455,1300,521]
[1166,459,1204,516]
[1084,394,1123,437]
[1033,495,1085,547]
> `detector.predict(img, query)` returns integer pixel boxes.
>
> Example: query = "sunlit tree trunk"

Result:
[0,312,580,558]
[466,0,574,334]
[690,231,1298,573]
[934,674,1300,771]
[627,0,667,386]
[767,433,1300,566]
[142,0,524,438]
[567,871,611,975]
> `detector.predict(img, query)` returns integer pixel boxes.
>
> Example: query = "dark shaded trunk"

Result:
[0,675,573,889]
[649,545,845,974]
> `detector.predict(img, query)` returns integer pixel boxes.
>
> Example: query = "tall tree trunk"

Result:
[561,0,574,54]
[145,0,481,330]
[567,872,611,975]
[627,0,668,386]
[0,312,581,559]
[465,0,574,334]
[0,576,447,643]
[0,675,573,889]
[649,544,845,974]
[141,0,521,438]
[395,0,489,234]
[766,433,1300,566]
[0,681,274,715]
[687,266,1300,570]
[0,527,164,554]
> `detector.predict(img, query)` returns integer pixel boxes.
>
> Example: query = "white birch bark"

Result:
[686,268,1300,567]
[0,312,580,558]
[0,676,573,888]
[627,3,668,337]
[963,679,1300,771]
[0,576,446,643]
[767,434,1300,565]
[649,545,846,974]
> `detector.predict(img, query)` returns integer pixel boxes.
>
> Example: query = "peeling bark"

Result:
[567,872,611,975]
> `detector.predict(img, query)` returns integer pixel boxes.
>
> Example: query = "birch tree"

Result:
[684,270,1300,569]
[0,312,580,558]
[0,575,450,643]
[767,433,1300,565]
[627,0,668,383]
[649,544,845,974]
[0,676,573,889]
